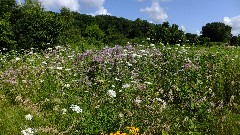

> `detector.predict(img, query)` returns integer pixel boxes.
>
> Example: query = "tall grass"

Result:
[1,43,240,134]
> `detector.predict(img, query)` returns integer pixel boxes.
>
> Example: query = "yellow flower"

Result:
[126,126,140,135]
[101,126,140,135]
[109,131,124,135]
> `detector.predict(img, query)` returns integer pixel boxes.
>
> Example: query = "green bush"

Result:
[11,1,65,51]
[0,13,16,51]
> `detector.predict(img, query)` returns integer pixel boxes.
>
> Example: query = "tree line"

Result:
[1,0,240,52]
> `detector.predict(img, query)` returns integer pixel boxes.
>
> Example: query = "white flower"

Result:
[107,90,116,98]
[126,62,132,66]
[155,98,164,103]
[122,84,130,88]
[176,44,180,46]
[139,50,146,53]
[155,98,167,108]
[62,108,67,114]
[132,53,142,58]
[134,99,142,104]
[56,67,63,70]
[115,77,121,81]
[144,81,152,85]
[119,112,124,118]
[131,81,137,84]
[111,85,115,88]
[42,61,47,65]
[21,128,34,135]
[65,68,71,71]
[55,46,62,49]
[150,43,155,47]
[64,84,70,88]
[95,105,100,109]
[16,57,21,61]
[70,105,82,113]
[22,80,27,83]
[25,114,33,121]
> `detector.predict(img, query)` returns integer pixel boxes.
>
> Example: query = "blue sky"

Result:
[19,0,240,36]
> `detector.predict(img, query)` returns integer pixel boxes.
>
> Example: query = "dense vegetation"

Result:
[1,0,240,134]
[1,0,240,53]
[1,43,240,134]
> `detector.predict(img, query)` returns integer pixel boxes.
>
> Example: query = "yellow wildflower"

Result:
[126,126,140,135]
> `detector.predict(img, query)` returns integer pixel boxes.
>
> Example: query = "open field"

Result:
[1,43,240,134]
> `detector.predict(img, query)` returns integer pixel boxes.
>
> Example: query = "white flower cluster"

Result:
[122,83,130,88]
[25,114,33,121]
[107,90,116,98]
[70,104,82,113]
[21,128,34,135]
[62,108,67,114]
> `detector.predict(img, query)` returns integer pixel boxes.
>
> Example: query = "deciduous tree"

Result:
[202,22,232,42]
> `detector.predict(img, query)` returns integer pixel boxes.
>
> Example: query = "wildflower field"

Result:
[1,43,240,134]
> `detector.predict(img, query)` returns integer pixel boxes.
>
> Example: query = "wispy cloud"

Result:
[39,0,110,15]
[140,0,168,23]
[136,0,172,2]
[39,0,80,11]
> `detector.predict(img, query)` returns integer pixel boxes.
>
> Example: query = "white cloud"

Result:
[196,30,201,36]
[223,15,240,36]
[136,0,172,2]
[39,0,80,11]
[140,0,168,23]
[79,0,105,8]
[92,6,111,16]
[39,0,110,15]
[180,25,186,32]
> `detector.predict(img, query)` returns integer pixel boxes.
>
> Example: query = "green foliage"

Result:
[202,22,232,42]
[230,36,238,46]
[84,24,105,48]
[0,0,232,52]
[1,44,240,134]
[238,35,240,46]
[84,24,105,41]
[0,0,16,16]
[0,13,16,51]
[149,22,185,45]
[168,24,185,45]
[185,33,199,45]
[199,36,210,46]
[11,0,65,50]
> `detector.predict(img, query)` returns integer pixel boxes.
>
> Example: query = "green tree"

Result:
[84,24,105,48]
[185,33,199,45]
[199,36,210,46]
[59,7,82,44]
[0,0,16,16]
[155,22,171,45]
[168,24,185,45]
[230,36,238,46]
[11,0,65,50]
[105,26,128,46]
[202,22,232,42]
[238,35,240,46]
[0,13,16,51]
[0,0,16,51]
